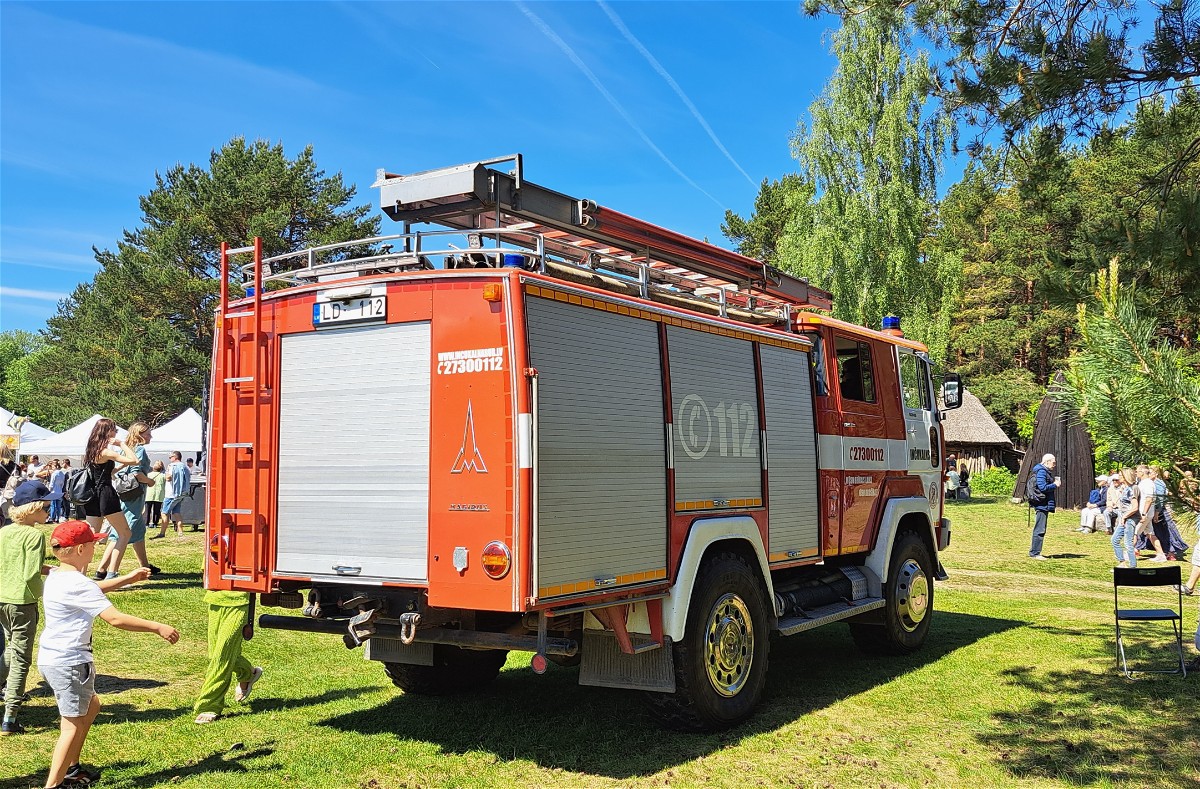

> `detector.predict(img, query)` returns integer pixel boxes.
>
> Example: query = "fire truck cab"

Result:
[206,156,962,731]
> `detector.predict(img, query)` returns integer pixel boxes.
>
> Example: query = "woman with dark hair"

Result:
[94,422,158,579]
[81,418,138,580]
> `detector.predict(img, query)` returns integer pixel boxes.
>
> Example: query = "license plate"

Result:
[313,296,386,326]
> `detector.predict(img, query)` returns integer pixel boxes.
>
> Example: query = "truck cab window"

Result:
[899,353,931,410]
[801,332,828,396]
[835,338,875,403]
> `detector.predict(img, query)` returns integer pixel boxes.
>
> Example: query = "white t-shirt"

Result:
[1137,478,1157,517]
[37,569,114,667]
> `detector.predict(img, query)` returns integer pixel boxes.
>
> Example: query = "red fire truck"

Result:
[206,155,962,731]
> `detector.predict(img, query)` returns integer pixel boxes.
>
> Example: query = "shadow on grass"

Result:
[2,744,277,789]
[318,610,1021,778]
[977,666,1199,788]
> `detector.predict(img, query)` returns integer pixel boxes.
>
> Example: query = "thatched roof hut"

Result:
[1012,373,1095,509]
[943,389,1015,473]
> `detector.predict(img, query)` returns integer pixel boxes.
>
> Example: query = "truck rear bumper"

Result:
[258,613,578,656]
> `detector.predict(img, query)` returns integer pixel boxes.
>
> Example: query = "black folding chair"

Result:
[1113,565,1187,678]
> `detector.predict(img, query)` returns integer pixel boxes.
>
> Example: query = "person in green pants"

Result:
[193,591,263,724]
[0,481,54,735]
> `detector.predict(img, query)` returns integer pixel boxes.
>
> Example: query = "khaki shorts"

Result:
[41,662,96,718]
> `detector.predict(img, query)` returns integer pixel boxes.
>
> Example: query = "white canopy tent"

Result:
[143,408,204,455]
[17,414,126,461]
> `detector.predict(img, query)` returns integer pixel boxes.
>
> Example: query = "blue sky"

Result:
[2,1,903,333]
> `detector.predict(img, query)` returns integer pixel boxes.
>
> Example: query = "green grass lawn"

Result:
[3,500,1198,789]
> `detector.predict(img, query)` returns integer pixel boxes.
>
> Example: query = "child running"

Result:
[37,521,179,789]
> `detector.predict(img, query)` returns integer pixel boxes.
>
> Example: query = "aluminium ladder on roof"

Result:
[372,155,833,315]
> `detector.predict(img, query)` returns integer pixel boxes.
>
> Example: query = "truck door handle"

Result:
[908,427,917,435]
[843,422,856,428]
[332,565,362,575]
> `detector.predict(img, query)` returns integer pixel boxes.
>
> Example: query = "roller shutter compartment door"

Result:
[526,296,667,598]
[275,322,431,582]
[760,344,820,560]
[667,326,761,509]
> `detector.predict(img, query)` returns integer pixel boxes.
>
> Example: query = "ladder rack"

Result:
[222,156,832,328]
[373,155,832,314]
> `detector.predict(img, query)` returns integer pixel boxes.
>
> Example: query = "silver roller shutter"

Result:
[275,322,431,582]
[526,296,667,597]
[760,344,820,558]
[667,326,761,508]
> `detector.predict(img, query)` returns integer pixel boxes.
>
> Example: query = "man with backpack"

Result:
[1027,453,1060,560]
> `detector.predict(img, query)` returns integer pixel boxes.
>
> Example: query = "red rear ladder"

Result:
[211,238,271,591]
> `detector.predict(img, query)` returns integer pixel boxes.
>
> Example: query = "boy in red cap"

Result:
[37,521,179,789]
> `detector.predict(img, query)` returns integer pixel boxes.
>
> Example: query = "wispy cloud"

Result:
[5,5,347,101]
[597,1,756,188]
[0,286,68,302]
[0,250,98,274]
[514,2,725,210]
[332,2,441,70]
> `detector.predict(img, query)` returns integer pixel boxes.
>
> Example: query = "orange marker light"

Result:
[482,283,503,302]
[481,541,512,579]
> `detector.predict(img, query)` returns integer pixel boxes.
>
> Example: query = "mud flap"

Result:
[578,631,675,692]
[364,637,434,666]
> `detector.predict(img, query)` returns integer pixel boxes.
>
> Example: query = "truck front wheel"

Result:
[849,531,933,655]
[384,646,508,695]
[644,551,769,731]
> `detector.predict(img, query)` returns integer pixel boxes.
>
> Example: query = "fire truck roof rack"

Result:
[373,155,832,313]
[233,156,832,327]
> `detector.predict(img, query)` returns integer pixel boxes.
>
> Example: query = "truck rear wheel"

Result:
[644,551,769,731]
[849,531,933,655]
[384,646,508,695]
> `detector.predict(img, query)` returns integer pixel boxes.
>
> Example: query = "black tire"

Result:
[644,551,770,732]
[383,646,508,695]
[849,531,934,655]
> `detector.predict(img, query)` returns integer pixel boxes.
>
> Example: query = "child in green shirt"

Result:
[0,480,54,735]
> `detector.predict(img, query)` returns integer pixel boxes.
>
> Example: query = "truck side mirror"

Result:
[942,373,963,410]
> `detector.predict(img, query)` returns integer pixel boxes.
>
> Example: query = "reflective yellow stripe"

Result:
[768,547,820,562]
[538,567,667,599]
[675,498,762,511]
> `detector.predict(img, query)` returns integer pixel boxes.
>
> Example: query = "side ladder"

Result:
[211,237,272,591]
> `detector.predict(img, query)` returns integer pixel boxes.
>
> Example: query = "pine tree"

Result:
[20,138,378,427]
[1061,262,1200,490]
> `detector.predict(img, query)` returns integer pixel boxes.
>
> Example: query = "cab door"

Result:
[831,334,888,554]
[897,348,941,518]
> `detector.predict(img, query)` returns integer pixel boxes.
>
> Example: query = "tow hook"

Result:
[343,608,379,649]
[398,612,421,645]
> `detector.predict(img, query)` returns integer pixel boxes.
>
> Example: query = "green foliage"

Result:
[22,138,379,426]
[969,465,1017,496]
[0,330,43,412]
[726,10,958,363]
[1060,262,1200,482]
[936,89,1200,437]
[810,1,1200,151]
[1015,400,1039,444]
[721,175,814,268]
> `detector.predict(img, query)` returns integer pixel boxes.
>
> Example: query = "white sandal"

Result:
[235,666,263,702]
[194,712,218,724]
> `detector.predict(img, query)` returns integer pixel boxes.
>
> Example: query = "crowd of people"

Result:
[0,420,260,789]
[1025,453,1196,570]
